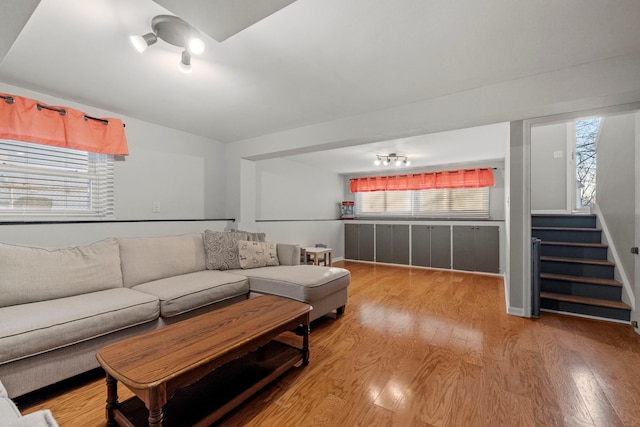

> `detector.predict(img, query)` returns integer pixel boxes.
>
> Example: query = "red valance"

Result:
[350,168,494,192]
[0,93,129,156]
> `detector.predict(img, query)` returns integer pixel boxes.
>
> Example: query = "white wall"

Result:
[531,122,568,212]
[634,113,640,330]
[597,113,636,292]
[253,157,344,258]
[256,158,343,220]
[0,82,227,246]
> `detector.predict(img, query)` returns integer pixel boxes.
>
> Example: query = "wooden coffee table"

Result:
[96,295,311,427]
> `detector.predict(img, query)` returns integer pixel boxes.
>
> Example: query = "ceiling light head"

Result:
[130,33,157,53]
[395,158,402,166]
[179,50,192,74]
[404,159,411,166]
[374,157,381,166]
[188,37,205,55]
[382,157,390,166]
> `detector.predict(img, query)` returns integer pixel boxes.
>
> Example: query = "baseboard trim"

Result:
[507,306,526,317]
[540,308,630,325]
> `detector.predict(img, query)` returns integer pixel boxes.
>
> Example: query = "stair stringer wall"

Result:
[593,203,635,310]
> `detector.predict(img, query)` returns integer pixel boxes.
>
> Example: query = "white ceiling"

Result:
[1,0,639,172]
[285,122,508,174]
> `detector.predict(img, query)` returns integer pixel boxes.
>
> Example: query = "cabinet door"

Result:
[375,224,393,263]
[474,226,499,273]
[344,223,359,260]
[430,225,451,269]
[358,224,375,261]
[392,225,410,265]
[411,225,430,267]
[452,226,475,271]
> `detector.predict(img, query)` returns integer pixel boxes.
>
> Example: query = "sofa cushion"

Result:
[118,234,207,287]
[0,239,123,308]
[0,288,159,365]
[228,266,350,303]
[10,410,59,427]
[238,241,279,269]
[131,270,250,318]
[0,381,20,420]
[203,230,264,270]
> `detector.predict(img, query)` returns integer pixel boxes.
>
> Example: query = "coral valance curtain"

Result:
[0,93,129,155]
[350,168,494,192]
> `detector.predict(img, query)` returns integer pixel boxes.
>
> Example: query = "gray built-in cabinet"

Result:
[344,223,374,261]
[375,224,410,265]
[452,226,499,273]
[345,223,500,274]
[411,225,451,269]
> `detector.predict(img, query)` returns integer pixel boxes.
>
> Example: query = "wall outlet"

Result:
[553,150,563,158]
[152,201,160,213]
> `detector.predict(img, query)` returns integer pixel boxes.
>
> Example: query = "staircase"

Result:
[532,214,631,322]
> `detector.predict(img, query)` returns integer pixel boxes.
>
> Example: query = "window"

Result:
[355,187,489,218]
[0,139,114,218]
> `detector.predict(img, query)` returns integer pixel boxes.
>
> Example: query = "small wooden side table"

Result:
[303,247,333,266]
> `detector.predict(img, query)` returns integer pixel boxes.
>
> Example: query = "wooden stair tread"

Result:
[540,273,622,287]
[532,226,600,232]
[532,214,595,217]
[540,292,630,310]
[540,256,614,266]
[541,241,607,248]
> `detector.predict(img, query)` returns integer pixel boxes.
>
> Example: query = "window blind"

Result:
[355,187,489,218]
[0,139,114,217]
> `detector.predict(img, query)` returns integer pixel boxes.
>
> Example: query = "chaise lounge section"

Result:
[0,231,350,398]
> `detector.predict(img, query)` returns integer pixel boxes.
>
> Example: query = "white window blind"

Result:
[355,187,489,218]
[0,140,114,218]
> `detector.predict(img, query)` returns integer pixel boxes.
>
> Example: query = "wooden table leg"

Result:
[313,255,319,266]
[302,315,310,366]
[105,373,119,427]
[148,407,164,427]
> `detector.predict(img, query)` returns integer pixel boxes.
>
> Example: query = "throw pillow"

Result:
[238,240,279,269]
[203,230,249,270]
[235,230,267,242]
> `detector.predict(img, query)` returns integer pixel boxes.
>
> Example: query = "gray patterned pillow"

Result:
[235,230,267,242]
[203,230,265,270]
[237,240,279,269]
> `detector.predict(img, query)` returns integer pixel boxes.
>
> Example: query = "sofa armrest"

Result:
[276,244,300,266]
[10,410,59,427]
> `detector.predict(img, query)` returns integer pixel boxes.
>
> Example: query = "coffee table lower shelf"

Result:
[112,340,303,427]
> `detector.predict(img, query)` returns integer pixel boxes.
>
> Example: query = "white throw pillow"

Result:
[237,240,279,269]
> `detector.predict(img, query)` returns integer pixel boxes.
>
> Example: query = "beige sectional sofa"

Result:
[0,379,58,426]
[0,232,350,398]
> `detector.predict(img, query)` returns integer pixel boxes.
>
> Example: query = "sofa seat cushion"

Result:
[228,266,350,303]
[0,288,159,365]
[131,270,250,318]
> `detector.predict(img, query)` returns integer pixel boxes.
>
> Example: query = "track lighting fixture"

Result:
[374,153,410,167]
[130,15,205,73]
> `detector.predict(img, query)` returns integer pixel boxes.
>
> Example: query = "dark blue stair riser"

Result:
[541,245,608,260]
[541,261,614,279]
[541,279,622,301]
[541,299,630,322]
[532,215,596,229]
[532,229,602,244]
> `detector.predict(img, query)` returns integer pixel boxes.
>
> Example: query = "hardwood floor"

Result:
[18,261,640,426]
